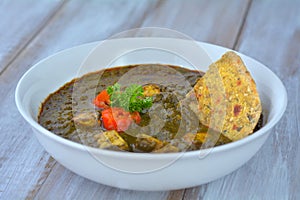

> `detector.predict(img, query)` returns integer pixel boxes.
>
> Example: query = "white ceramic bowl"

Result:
[15,38,287,191]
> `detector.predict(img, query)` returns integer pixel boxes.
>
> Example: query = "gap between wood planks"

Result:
[179,1,254,199]
[26,157,57,200]
[233,0,253,50]
[0,0,67,77]
[23,2,70,199]
[134,0,163,29]
[0,1,69,199]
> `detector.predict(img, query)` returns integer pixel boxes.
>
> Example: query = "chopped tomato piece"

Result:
[101,109,117,130]
[101,108,133,132]
[93,90,110,109]
[115,118,132,132]
[131,111,141,124]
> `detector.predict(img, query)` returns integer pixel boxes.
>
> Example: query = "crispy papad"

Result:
[193,51,262,141]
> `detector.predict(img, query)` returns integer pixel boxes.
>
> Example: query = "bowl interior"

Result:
[15,38,287,154]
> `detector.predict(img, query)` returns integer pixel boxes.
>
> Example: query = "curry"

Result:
[38,54,263,153]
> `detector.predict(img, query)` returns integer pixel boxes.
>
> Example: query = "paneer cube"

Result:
[153,144,179,153]
[135,134,164,152]
[73,112,100,128]
[94,130,129,151]
[143,84,160,97]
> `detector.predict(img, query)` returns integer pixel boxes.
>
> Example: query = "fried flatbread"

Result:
[193,51,262,141]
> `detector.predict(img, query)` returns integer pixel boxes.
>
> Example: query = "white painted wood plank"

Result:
[30,0,250,198]
[140,0,251,48]
[0,0,64,73]
[186,0,300,199]
[0,1,161,199]
[33,164,170,200]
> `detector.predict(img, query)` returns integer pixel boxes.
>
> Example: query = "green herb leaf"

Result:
[107,83,153,112]
[107,83,120,95]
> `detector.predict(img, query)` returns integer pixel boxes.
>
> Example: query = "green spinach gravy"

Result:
[38,64,263,153]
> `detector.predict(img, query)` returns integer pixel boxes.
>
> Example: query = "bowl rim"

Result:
[15,39,288,159]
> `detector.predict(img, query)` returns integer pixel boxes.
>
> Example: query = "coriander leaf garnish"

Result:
[107,83,153,112]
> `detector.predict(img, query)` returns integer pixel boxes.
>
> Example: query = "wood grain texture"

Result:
[0,0,250,199]
[186,0,300,199]
[26,1,249,199]
[1,0,298,199]
[140,0,251,48]
[0,1,160,199]
[0,0,64,74]
[34,164,170,200]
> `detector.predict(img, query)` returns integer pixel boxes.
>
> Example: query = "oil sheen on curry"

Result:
[38,52,263,153]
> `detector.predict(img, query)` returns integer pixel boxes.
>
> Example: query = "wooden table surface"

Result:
[1,0,299,199]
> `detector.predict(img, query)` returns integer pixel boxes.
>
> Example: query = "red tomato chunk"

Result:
[93,90,110,109]
[101,108,141,132]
